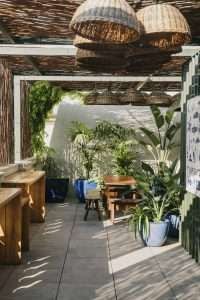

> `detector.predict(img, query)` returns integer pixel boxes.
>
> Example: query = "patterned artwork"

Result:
[186,96,200,196]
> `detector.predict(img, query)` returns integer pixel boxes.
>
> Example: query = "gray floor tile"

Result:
[57,284,115,300]
[61,258,113,285]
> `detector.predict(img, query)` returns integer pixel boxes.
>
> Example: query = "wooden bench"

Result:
[2,170,46,223]
[0,188,22,265]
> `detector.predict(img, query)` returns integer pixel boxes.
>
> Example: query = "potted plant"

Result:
[70,121,101,202]
[129,190,171,247]
[36,147,69,202]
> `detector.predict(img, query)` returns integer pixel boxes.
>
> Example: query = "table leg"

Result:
[30,176,45,223]
[21,201,30,251]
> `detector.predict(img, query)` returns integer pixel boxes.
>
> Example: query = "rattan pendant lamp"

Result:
[137,1,191,50]
[70,0,141,43]
[76,48,129,72]
[74,35,131,55]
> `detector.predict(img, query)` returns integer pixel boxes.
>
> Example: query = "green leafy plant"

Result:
[70,121,102,179]
[129,191,171,238]
[29,81,63,155]
[112,140,139,176]
[35,147,63,178]
[137,105,180,171]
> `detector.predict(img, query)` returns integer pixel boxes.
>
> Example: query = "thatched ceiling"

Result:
[0,1,199,43]
[0,1,198,93]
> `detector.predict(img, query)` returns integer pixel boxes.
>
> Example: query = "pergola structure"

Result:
[0,0,199,165]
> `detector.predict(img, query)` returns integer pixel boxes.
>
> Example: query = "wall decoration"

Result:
[186,96,200,196]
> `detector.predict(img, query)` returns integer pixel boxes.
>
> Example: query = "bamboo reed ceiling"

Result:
[0,1,198,90]
[0,1,198,42]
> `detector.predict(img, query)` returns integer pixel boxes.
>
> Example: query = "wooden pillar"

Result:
[20,81,32,159]
[0,59,14,165]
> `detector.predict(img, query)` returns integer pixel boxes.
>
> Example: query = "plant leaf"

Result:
[141,162,154,175]
[140,127,160,146]
[151,105,164,129]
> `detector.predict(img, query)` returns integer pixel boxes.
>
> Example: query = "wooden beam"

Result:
[0,23,41,75]
[0,44,76,56]
[15,75,181,82]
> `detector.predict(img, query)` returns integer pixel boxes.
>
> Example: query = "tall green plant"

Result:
[137,106,180,170]
[70,121,101,179]
[29,81,63,154]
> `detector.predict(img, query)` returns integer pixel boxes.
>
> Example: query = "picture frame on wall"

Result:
[186,96,200,197]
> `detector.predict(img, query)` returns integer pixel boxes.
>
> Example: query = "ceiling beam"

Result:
[15,75,181,82]
[0,23,41,75]
[173,46,200,57]
[0,44,76,56]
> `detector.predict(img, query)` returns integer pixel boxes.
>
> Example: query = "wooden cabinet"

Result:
[2,170,46,223]
[0,188,22,265]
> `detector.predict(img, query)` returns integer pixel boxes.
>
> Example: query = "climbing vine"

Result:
[29,81,64,154]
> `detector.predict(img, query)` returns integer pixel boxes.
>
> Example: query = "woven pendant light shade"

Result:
[121,88,146,105]
[70,0,140,43]
[76,49,129,72]
[74,35,130,54]
[145,91,172,106]
[85,90,119,105]
[137,4,191,50]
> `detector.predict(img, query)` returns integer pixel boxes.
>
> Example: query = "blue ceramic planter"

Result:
[165,213,180,239]
[144,221,169,247]
[46,178,69,203]
[74,179,97,203]
[74,179,85,203]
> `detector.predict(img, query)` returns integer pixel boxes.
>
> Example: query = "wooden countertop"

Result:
[0,188,21,208]
[2,170,45,185]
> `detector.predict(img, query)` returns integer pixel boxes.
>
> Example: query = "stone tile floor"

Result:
[1,201,200,300]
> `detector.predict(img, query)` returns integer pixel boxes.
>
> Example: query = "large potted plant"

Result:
[130,105,182,243]
[36,148,69,203]
[70,121,101,202]
[129,189,171,247]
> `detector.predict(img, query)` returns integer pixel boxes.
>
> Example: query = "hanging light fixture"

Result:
[74,35,131,55]
[76,49,129,72]
[70,0,141,43]
[137,3,191,50]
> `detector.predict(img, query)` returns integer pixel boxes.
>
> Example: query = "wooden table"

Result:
[2,170,46,223]
[0,188,22,265]
[103,176,136,221]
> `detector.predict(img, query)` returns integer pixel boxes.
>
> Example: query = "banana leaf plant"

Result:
[136,105,181,172]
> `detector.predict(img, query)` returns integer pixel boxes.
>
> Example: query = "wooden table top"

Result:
[2,170,45,185]
[104,179,136,186]
[0,188,21,208]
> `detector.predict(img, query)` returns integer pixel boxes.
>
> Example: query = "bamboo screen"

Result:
[0,59,14,165]
[20,81,32,159]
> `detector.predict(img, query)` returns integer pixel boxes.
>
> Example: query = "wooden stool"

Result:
[84,190,101,221]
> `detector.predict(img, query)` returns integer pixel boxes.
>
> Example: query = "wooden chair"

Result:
[109,189,142,223]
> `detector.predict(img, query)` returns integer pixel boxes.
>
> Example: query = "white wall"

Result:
[44,97,178,180]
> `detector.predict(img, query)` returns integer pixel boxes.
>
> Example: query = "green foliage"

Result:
[35,147,63,178]
[69,122,102,179]
[69,120,139,178]
[137,105,180,170]
[112,141,138,176]
[29,81,63,154]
